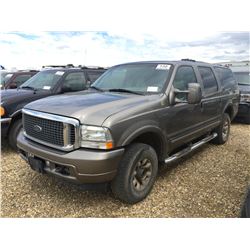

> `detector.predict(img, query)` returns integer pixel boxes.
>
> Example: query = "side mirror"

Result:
[61,86,72,93]
[187,83,202,104]
[9,82,17,89]
[169,83,202,105]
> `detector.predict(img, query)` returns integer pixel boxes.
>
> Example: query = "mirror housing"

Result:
[187,83,202,104]
[169,83,202,105]
[9,82,17,89]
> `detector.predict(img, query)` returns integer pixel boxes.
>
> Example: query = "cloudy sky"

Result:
[0,31,249,70]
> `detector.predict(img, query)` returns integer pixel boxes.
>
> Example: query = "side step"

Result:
[164,133,217,164]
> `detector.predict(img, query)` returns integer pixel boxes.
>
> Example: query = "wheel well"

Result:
[224,105,234,120]
[8,113,22,134]
[129,132,164,161]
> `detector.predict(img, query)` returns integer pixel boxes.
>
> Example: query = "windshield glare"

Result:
[92,63,171,94]
[20,71,62,90]
[234,72,250,85]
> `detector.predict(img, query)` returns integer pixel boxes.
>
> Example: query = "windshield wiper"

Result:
[108,88,144,95]
[89,86,104,92]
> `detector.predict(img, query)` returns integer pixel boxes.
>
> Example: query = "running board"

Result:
[164,133,217,164]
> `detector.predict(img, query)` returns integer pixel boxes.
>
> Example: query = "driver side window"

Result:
[62,72,86,92]
[173,66,197,100]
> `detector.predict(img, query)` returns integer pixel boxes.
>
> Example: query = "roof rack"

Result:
[42,64,75,68]
[181,58,196,62]
[78,65,107,70]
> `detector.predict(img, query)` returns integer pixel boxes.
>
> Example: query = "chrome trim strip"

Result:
[22,108,80,152]
[0,118,12,123]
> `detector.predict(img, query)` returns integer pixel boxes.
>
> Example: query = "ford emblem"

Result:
[33,125,42,133]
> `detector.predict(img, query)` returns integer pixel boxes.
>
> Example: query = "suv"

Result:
[0,70,39,89]
[17,60,239,203]
[0,66,106,150]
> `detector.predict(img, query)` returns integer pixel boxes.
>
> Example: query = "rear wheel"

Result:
[212,113,231,145]
[8,119,23,151]
[111,143,158,204]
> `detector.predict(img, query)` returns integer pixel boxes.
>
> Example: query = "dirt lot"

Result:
[1,123,250,218]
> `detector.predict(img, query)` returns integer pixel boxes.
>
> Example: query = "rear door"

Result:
[197,66,222,124]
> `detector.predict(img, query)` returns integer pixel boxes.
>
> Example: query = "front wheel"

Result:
[111,143,158,204]
[212,113,231,145]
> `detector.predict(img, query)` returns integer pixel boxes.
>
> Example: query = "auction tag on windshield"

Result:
[55,71,64,76]
[147,86,159,92]
[43,86,51,90]
[156,64,170,70]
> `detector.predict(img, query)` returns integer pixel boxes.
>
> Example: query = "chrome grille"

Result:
[22,109,79,151]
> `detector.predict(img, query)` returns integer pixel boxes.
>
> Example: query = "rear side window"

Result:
[198,66,218,95]
[214,67,236,89]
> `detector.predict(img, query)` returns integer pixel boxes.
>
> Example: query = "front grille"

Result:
[24,114,64,146]
[22,110,79,151]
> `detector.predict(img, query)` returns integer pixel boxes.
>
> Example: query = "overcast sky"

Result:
[0,31,249,70]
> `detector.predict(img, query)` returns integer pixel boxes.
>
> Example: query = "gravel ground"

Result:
[1,123,250,218]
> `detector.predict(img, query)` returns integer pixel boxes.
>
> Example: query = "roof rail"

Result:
[42,64,75,68]
[79,65,107,70]
[181,58,196,62]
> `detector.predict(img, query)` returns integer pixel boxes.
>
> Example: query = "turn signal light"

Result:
[0,106,5,116]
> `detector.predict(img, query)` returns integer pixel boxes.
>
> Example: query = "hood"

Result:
[0,89,50,116]
[25,91,156,126]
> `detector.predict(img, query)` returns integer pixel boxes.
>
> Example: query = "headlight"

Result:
[80,125,113,149]
[240,93,250,103]
[0,106,5,116]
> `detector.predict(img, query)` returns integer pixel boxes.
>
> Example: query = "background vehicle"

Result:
[0,65,106,150]
[0,70,13,89]
[17,60,239,203]
[218,61,250,124]
[0,70,39,89]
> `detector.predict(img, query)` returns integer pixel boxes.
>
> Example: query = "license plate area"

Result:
[28,156,45,174]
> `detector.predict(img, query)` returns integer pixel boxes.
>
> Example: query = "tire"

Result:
[212,113,231,145]
[111,143,158,204]
[8,119,23,151]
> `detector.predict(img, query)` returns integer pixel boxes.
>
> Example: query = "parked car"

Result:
[0,70,39,89]
[232,67,250,124]
[218,62,250,124]
[0,66,106,150]
[17,59,239,203]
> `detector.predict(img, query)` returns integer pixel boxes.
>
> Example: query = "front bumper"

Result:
[236,102,250,119]
[17,132,125,184]
[1,118,12,137]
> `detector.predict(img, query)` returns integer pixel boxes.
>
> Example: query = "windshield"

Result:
[234,72,250,85]
[20,70,63,90]
[92,63,171,94]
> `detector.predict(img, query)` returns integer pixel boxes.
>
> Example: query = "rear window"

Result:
[214,67,236,89]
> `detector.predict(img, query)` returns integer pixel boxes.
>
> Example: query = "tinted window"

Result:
[13,74,32,86]
[214,67,236,89]
[198,67,218,95]
[62,72,86,92]
[173,66,197,100]
[87,70,105,83]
